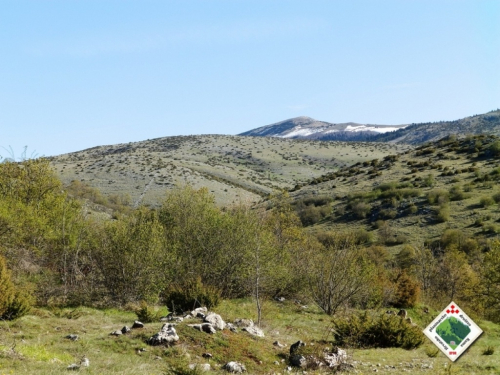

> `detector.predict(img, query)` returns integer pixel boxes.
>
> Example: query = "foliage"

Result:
[135,301,167,323]
[163,277,221,314]
[391,272,420,308]
[0,255,31,320]
[309,233,374,315]
[332,311,425,349]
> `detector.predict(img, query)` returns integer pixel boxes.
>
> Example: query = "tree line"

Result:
[1,158,500,323]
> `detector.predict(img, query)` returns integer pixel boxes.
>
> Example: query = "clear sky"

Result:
[1,0,499,157]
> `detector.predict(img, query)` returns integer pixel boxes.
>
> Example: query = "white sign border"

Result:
[423,301,482,361]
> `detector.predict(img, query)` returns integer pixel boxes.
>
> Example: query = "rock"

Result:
[191,307,208,317]
[67,364,80,370]
[290,354,307,368]
[121,326,131,334]
[110,330,122,336]
[204,312,225,330]
[386,310,395,315]
[397,309,407,318]
[405,317,412,324]
[226,323,237,332]
[324,347,348,367]
[223,361,246,373]
[189,323,216,334]
[189,363,211,372]
[147,323,179,346]
[65,334,78,341]
[202,353,213,358]
[242,325,264,337]
[274,296,286,302]
[132,321,144,329]
[273,361,280,365]
[80,357,89,367]
[423,307,429,314]
[290,340,305,356]
[273,341,286,347]
[233,318,254,328]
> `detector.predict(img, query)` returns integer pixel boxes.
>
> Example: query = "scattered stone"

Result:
[189,363,211,372]
[67,364,80,370]
[204,312,226,330]
[110,330,122,336]
[80,357,89,367]
[226,323,237,332]
[136,348,147,354]
[191,307,208,318]
[132,321,144,329]
[423,307,429,314]
[273,361,280,365]
[324,348,348,367]
[290,340,305,355]
[154,356,162,360]
[397,309,407,318]
[274,296,286,302]
[273,341,286,347]
[202,353,213,358]
[147,323,179,346]
[223,361,246,373]
[242,325,264,337]
[290,355,306,368]
[233,318,254,328]
[189,323,216,334]
[386,310,395,315]
[121,326,131,334]
[405,317,412,324]
[65,334,79,341]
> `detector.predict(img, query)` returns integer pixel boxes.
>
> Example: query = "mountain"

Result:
[49,134,407,208]
[239,116,407,141]
[239,110,500,144]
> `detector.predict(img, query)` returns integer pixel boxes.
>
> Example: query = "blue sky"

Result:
[1,0,499,157]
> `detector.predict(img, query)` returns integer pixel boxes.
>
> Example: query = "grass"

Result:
[49,135,406,208]
[0,300,499,374]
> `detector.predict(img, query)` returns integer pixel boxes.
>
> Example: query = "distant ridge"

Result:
[239,109,500,144]
[239,116,406,141]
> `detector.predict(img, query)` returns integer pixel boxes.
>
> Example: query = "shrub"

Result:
[483,346,495,355]
[391,272,420,308]
[351,201,371,219]
[427,190,449,205]
[332,312,425,349]
[135,301,167,323]
[0,255,31,320]
[163,277,221,314]
[480,196,495,208]
[493,192,500,203]
[436,205,450,222]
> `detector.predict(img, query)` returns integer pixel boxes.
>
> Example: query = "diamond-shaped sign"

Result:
[423,301,482,361]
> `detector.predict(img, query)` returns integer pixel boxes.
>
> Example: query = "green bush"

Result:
[436,205,450,222]
[135,301,168,323]
[163,277,221,314]
[480,196,495,208]
[427,190,449,205]
[0,255,31,320]
[332,312,425,349]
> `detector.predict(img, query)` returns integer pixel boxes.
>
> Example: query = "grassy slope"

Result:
[0,301,499,374]
[49,135,407,207]
[292,135,500,254]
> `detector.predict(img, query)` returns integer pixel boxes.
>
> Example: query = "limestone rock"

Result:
[189,323,216,334]
[290,340,305,355]
[204,312,225,330]
[189,363,211,372]
[110,330,122,336]
[147,323,179,346]
[242,325,264,337]
[223,361,246,373]
[233,318,254,328]
[65,334,78,341]
[132,321,144,329]
[121,326,131,334]
[289,354,306,368]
